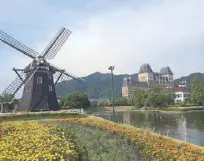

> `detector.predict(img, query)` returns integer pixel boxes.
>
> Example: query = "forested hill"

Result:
[56,72,204,99]
[174,72,204,87]
[56,72,138,99]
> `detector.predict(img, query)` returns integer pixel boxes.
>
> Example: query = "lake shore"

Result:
[103,106,204,112]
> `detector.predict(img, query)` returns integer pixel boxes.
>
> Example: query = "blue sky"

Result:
[1,0,204,92]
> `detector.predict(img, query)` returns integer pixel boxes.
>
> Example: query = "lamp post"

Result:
[108,66,115,122]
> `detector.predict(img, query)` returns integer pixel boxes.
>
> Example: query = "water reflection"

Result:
[95,110,204,146]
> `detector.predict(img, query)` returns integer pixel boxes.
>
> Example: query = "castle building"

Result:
[138,64,174,88]
[122,64,174,99]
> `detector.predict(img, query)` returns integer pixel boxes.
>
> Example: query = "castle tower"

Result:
[138,64,154,83]
[122,77,133,99]
[160,66,174,87]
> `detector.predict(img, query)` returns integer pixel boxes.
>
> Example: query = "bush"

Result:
[60,92,90,109]
[112,97,130,106]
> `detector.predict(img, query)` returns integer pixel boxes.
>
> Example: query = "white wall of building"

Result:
[175,91,189,103]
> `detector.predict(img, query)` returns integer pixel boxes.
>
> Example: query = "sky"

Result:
[1,0,204,92]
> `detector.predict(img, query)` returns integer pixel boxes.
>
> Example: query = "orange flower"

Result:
[54,118,204,160]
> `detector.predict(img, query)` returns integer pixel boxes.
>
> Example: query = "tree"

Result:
[0,94,13,103]
[114,97,129,106]
[132,87,175,108]
[132,87,147,108]
[60,92,90,109]
[191,76,203,105]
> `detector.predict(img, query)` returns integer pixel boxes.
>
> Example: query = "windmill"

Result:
[0,27,85,111]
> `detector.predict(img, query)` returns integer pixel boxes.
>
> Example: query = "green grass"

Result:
[0,112,87,122]
[104,105,204,112]
[162,106,204,111]
[104,106,135,111]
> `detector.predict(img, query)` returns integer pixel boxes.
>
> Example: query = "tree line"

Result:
[131,75,204,108]
[1,75,204,109]
[131,87,175,108]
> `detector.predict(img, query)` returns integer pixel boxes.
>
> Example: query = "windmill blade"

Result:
[41,27,71,60]
[1,67,39,100]
[0,30,39,59]
[53,71,70,84]
[50,64,85,84]
[1,71,26,96]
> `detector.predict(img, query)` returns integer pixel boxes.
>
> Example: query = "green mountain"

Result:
[56,72,204,99]
[174,72,204,87]
[56,72,138,99]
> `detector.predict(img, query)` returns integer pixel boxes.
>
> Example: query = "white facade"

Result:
[175,91,190,103]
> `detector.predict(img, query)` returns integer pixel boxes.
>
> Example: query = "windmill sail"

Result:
[1,72,26,97]
[41,27,71,60]
[0,30,39,59]
[50,63,85,83]
[1,67,39,101]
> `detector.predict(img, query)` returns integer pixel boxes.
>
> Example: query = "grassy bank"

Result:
[103,106,204,112]
[0,111,87,122]
[103,106,134,111]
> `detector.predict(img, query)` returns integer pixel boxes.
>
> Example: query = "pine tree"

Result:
[190,76,203,105]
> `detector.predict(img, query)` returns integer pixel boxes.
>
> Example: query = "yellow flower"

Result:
[0,122,78,161]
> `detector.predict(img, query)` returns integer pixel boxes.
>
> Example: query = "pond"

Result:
[92,109,204,146]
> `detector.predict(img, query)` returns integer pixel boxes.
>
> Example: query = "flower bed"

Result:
[0,122,78,161]
[54,118,204,160]
[46,121,142,161]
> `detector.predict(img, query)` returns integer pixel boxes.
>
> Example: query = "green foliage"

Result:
[0,94,13,103]
[113,97,129,106]
[98,102,109,106]
[51,122,139,161]
[132,87,175,108]
[60,92,90,109]
[132,87,148,108]
[190,76,204,105]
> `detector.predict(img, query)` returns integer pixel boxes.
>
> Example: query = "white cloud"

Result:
[1,0,204,93]
[52,0,204,77]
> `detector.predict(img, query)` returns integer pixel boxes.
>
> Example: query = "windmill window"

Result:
[27,86,31,91]
[49,85,53,91]
[37,77,43,84]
